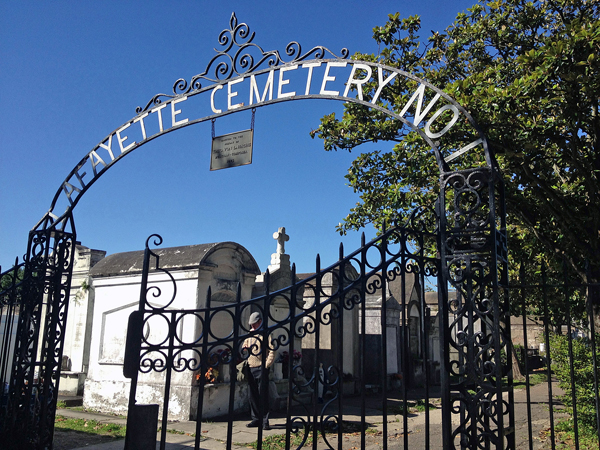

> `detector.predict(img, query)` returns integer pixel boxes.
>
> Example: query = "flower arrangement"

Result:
[197,367,219,383]
[391,373,403,381]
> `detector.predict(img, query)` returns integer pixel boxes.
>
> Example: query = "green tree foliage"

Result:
[311,0,600,282]
[550,333,600,433]
[1,267,23,291]
[1,265,25,307]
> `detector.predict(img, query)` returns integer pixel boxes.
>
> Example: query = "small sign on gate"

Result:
[210,129,253,170]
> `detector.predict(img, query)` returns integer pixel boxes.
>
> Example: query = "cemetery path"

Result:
[57,379,564,450]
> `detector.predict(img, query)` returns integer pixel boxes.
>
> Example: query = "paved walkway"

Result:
[62,381,564,449]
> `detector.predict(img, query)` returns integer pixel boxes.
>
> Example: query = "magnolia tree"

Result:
[312,0,600,321]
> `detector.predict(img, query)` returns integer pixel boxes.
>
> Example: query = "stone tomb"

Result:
[64,230,308,421]
[83,242,261,420]
[299,265,360,391]
[60,245,106,396]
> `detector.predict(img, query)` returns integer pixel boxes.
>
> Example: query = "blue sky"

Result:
[1,1,476,274]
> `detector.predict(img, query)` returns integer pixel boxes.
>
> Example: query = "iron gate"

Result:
[123,210,442,450]
[0,223,76,449]
[0,13,518,450]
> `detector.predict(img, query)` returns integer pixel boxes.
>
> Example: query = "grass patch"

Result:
[65,405,85,411]
[247,432,313,449]
[388,400,438,415]
[514,373,548,389]
[60,406,127,418]
[541,418,600,450]
[54,416,126,438]
[413,400,438,412]
[56,401,67,409]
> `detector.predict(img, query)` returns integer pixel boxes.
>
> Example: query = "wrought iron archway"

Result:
[0,12,510,449]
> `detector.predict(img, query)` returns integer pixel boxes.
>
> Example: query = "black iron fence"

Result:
[1,233,600,448]
[0,260,25,415]
[509,262,600,450]
[0,228,76,450]
[121,233,600,449]
[123,214,441,450]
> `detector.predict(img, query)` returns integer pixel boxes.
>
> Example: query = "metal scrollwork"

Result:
[0,225,76,449]
[137,12,349,113]
[121,210,445,447]
[440,166,511,449]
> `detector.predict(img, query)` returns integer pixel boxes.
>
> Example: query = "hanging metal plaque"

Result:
[210,129,253,170]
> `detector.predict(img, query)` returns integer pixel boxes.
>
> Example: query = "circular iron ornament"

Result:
[141,313,171,347]
[205,308,236,341]
[172,311,205,346]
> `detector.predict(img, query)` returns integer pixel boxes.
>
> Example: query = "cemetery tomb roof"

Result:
[89,242,260,277]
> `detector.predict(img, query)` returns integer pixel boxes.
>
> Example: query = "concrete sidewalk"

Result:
[63,382,560,449]
[61,390,434,450]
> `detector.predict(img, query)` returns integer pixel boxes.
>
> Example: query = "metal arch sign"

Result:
[38,13,490,232]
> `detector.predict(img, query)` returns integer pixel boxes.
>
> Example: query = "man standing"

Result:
[243,312,274,429]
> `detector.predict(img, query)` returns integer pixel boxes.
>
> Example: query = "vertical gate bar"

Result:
[401,228,409,449]
[0,304,7,387]
[337,244,345,450]
[312,257,321,450]
[0,301,15,396]
[37,244,56,450]
[468,262,477,450]
[519,264,534,450]
[380,227,388,450]
[563,262,579,450]
[257,271,271,449]
[158,311,177,450]
[585,261,600,448]
[285,263,298,450]
[0,259,19,393]
[490,174,505,449]
[541,263,556,449]
[496,180,513,450]
[22,230,50,446]
[226,283,243,447]
[125,238,152,450]
[504,293,515,449]
[38,232,75,449]
[37,255,54,450]
[7,228,53,448]
[194,287,211,448]
[500,166,514,450]
[418,249,431,449]
[458,290,466,447]
[436,200,452,450]
[359,233,367,450]
[492,258,503,450]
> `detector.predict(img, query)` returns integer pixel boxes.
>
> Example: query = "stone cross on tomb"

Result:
[273,227,289,255]
[268,227,291,273]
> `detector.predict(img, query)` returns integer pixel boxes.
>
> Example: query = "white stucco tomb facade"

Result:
[82,242,261,420]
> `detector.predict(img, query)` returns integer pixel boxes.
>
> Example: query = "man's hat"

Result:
[249,312,262,326]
